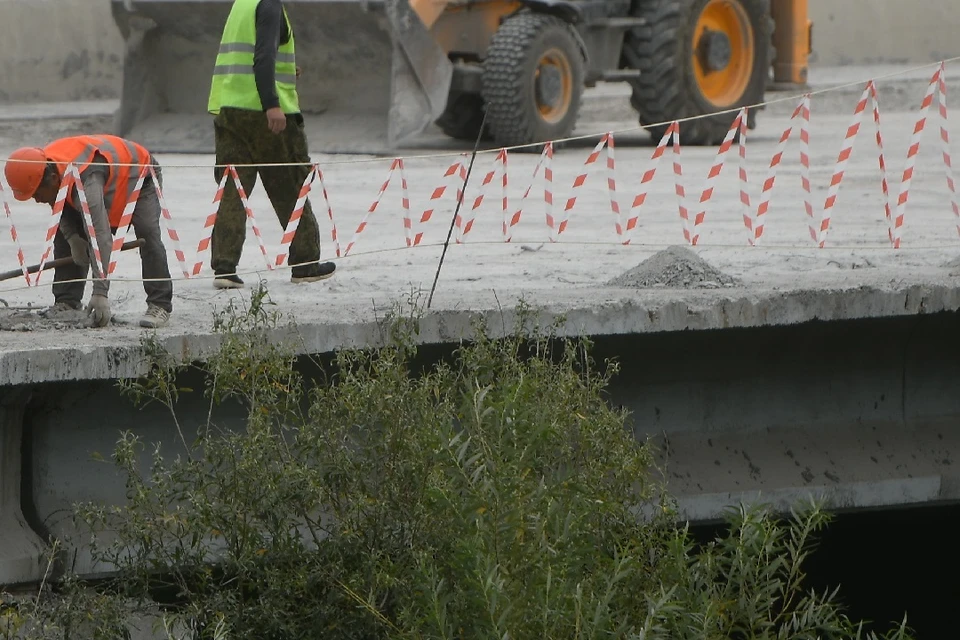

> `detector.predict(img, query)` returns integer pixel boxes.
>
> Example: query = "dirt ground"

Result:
[1,70,959,342]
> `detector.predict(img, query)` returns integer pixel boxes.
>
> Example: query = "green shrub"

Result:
[15,284,913,640]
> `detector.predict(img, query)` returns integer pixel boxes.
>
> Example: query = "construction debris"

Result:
[607,246,741,289]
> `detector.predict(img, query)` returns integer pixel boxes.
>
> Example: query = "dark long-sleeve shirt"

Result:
[253,0,292,111]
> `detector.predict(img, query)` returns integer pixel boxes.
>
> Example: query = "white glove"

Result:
[85,294,111,328]
[66,234,91,268]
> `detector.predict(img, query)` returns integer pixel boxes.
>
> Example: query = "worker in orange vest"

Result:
[4,135,173,329]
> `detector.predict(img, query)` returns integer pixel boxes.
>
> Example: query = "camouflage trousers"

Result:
[211,107,323,273]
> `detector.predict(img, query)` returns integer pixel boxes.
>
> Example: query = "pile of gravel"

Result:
[607,246,740,289]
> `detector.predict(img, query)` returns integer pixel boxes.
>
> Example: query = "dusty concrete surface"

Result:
[0,0,123,103]
[809,0,959,66]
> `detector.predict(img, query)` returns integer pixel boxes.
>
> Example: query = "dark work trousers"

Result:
[210,107,323,274]
[52,165,174,313]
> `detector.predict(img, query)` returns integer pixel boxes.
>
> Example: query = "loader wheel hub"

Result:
[698,28,732,72]
[537,66,563,108]
[534,49,574,124]
[692,0,755,108]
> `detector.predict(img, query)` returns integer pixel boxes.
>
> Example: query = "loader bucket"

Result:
[110,0,453,154]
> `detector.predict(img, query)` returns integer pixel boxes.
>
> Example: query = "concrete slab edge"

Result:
[2,282,959,387]
[675,475,945,523]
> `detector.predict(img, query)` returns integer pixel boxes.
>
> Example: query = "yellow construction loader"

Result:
[110,0,811,153]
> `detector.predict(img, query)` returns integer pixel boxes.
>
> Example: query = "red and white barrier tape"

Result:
[316,166,342,257]
[192,169,230,277]
[557,136,607,240]
[275,164,343,265]
[0,178,29,285]
[505,142,552,243]
[6,64,960,290]
[670,123,693,243]
[151,166,192,279]
[623,124,673,245]
[343,158,409,257]
[689,108,748,246]
[107,165,148,276]
[69,167,109,280]
[416,157,466,247]
[227,165,274,271]
[605,134,625,240]
[937,66,960,238]
[459,149,507,243]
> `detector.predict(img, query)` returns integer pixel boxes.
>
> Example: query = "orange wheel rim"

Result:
[692,0,754,107]
[534,48,573,123]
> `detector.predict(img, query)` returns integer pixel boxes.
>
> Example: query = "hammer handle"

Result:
[0,239,146,282]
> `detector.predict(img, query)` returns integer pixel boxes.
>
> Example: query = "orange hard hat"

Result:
[4,147,47,201]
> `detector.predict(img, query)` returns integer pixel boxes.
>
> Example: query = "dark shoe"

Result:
[291,261,336,284]
[214,271,244,289]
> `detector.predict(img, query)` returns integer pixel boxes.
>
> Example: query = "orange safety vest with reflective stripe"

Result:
[43,135,152,228]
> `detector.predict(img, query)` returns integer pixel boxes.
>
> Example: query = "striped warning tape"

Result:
[557,136,607,240]
[191,169,230,277]
[151,166,192,278]
[107,165,148,276]
[689,108,747,246]
[623,124,673,245]
[343,158,409,257]
[458,149,507,243]
[6,64,960,290]
[936,64,960,239]
[416,157,466,246]
[504,142,552,243]
[67,164,110,280]
[0,176,29,285]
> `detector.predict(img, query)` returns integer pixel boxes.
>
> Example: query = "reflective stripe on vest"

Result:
[207,0,300,115]
[43,135,152,228]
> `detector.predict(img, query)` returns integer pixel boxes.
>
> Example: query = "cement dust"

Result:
[0,309,130,331]
[607,246,741,289]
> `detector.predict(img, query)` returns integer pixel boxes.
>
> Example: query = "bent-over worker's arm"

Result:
[57,200,83,240]
[254,0,285,111]
[75,170,115,298]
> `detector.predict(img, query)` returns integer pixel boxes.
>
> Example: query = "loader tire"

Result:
[482,12,585,149]
[436,93,490,142]
[622,0,773,145]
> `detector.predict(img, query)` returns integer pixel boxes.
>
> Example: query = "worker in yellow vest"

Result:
[207,0,336,290]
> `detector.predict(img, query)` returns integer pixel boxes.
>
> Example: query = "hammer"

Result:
[0,239,145,282]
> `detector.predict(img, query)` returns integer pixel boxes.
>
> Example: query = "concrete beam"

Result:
[0,0,124,103]
[3,282,960,387]
[6,304,958,581]
[0,390,48,585]
[809,0,958,66]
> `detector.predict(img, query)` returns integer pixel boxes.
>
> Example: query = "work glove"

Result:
[85,294,111,328]
[66,234,91,268]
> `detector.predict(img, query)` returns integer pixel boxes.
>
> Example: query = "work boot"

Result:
[140,305,170,329]
[39,301,81,319]
[291,261,336,284]
[214,270,244,289]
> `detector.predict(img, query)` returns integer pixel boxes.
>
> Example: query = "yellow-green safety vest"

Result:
[208,0,301,115]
